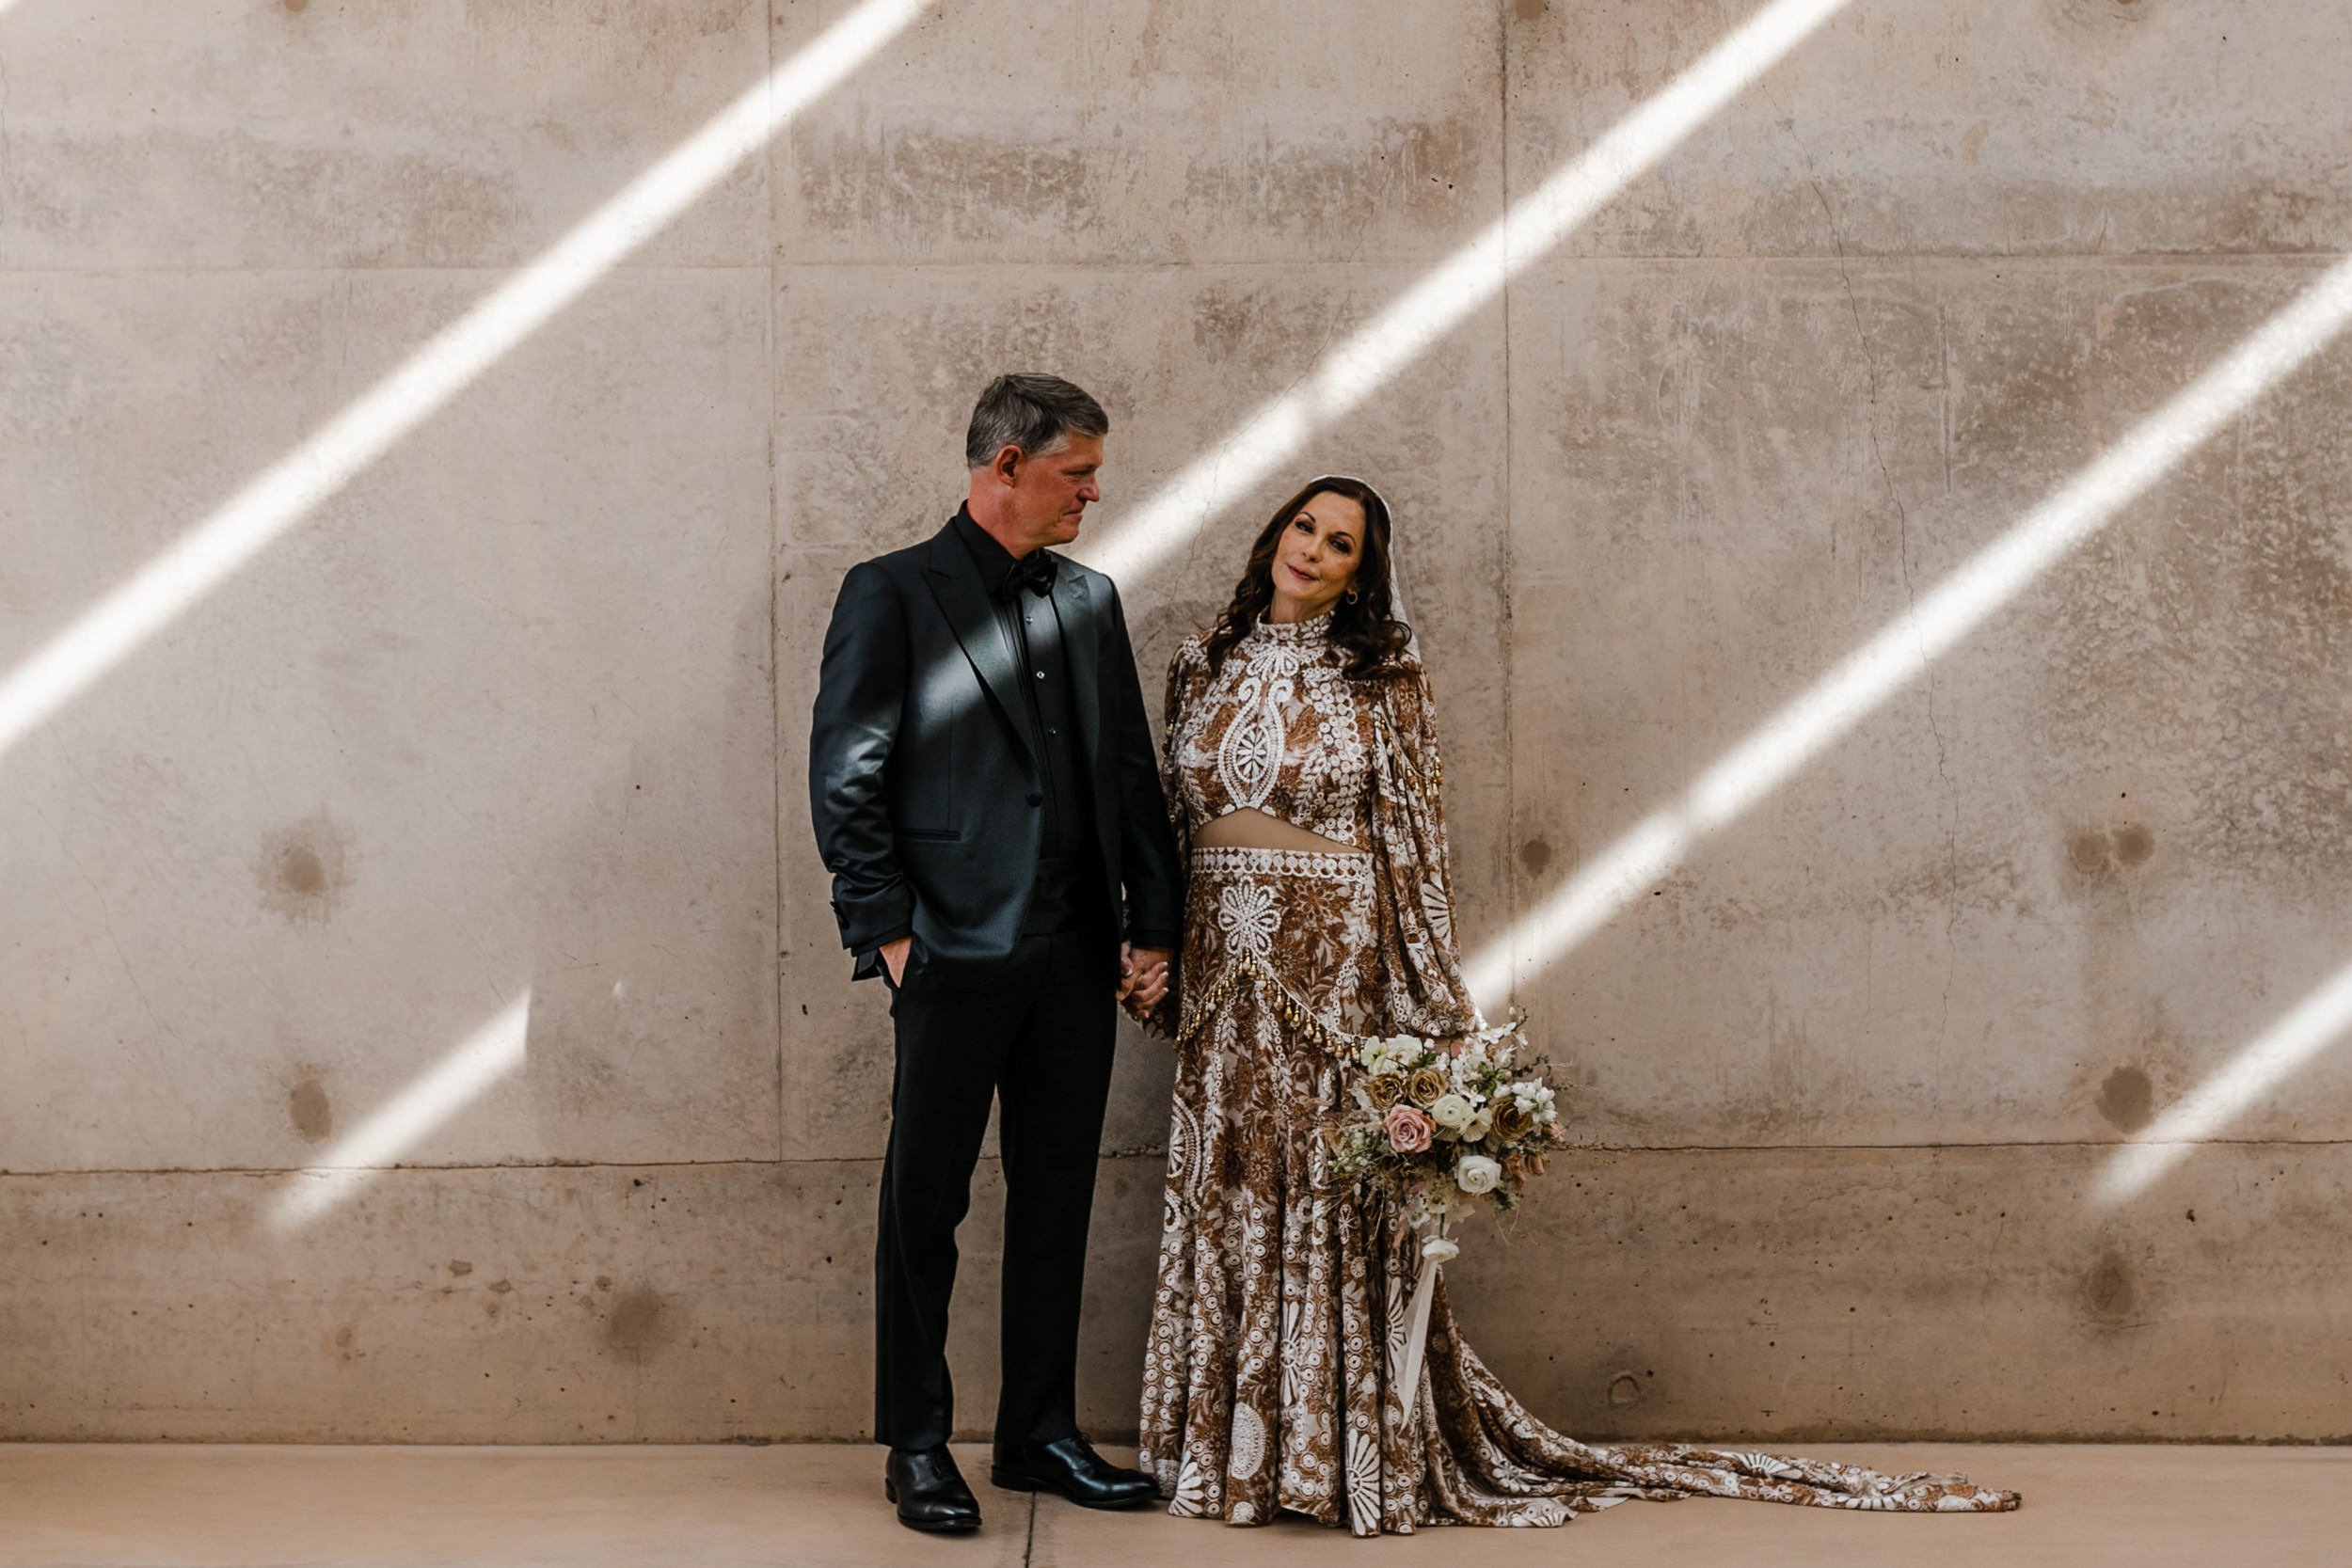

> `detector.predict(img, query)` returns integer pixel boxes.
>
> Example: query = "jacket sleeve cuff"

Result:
[849,921,914,982]
[1126,927,1180,952]
[832,883,914,953]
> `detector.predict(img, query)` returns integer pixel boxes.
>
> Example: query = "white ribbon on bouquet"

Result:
[1393,1206,1459,1424]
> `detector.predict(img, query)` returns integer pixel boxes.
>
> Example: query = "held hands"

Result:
[885,935,1167,1013]
[1118,942,1171,1021]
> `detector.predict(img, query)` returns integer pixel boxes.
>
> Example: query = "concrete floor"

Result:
[3,1442,2347,1567]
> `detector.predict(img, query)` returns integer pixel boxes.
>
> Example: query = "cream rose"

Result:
[1426,1092,1474,1131]
[1454,1154,1502,1196]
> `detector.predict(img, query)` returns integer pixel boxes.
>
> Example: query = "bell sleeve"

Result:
[1140,633,1213,1037]
[1367,658,1486,1041]
[1159,634,1210,871]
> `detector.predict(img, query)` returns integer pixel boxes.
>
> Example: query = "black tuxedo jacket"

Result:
[808,518,1183,980]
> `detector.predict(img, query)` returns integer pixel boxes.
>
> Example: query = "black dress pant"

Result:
[874,925,1117,1450]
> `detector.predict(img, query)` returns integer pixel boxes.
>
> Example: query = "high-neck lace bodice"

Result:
[1248,612,1332,644]
[1163,616,1373,850]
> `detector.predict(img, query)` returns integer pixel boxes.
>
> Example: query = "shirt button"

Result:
[1027,792,1044,806]
[1033,670,1045,680]
[1048,727,1059,736]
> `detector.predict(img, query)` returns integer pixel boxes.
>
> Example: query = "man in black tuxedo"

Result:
[808,373,1182,1533]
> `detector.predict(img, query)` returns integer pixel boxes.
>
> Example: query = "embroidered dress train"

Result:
[1137,611,2018,1532]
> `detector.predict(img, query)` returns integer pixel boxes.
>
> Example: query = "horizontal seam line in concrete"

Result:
[0,263,781,277]
[6,1136,2347,1178]
[5,251,2351,278]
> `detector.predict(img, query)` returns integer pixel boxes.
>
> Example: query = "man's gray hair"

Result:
[963,373,1109,469]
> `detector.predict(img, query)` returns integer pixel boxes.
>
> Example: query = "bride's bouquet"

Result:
[1321,1018,1565,1406]
[1321,1018,1565,1262]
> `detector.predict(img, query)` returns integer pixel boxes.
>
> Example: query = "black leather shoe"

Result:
[990,1434,1156,1509]
[884,1446,981,1533]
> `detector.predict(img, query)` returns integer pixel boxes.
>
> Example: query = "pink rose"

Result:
[1384,1104,1434,1154]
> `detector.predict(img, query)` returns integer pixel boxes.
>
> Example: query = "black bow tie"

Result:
[1006,551,1057,598]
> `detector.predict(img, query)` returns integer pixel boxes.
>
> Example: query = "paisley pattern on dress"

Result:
[1138,613,2020,1533]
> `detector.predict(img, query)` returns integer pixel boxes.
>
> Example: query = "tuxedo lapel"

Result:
[923,528,1041,771]
[1049,561,1102,773]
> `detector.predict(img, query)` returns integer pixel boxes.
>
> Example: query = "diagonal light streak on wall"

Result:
[1464,254,2352,1003]
[0,0,934,766]
[2096,957,2352,1205]
[1078,0,1856,584]
[269,989,533,1229]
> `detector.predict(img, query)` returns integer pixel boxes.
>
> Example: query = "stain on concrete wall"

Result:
[256,816,353,926]
[287,1073,335,1144]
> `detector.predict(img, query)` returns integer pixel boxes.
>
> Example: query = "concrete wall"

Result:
[5,0,2349,1442]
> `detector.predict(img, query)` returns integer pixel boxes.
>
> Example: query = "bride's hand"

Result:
[1122,945,1171,1009]
[1119,942,1172,1023]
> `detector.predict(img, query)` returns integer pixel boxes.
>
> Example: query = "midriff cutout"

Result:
[1195,807,1366,856]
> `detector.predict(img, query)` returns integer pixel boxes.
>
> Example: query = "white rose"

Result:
[1454,1154,1502,1196]
[1419,1235,1460,1265]
[1427,1092,1474,1131]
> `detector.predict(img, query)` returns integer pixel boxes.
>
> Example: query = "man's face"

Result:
[1006,434,1104,549]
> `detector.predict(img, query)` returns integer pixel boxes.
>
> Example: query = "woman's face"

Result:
[1266,490,1366,623]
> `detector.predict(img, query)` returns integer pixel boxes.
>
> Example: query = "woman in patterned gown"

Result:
[1135,475,2018,1533]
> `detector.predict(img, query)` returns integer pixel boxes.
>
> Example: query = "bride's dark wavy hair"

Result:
[1202,476,1414,682]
